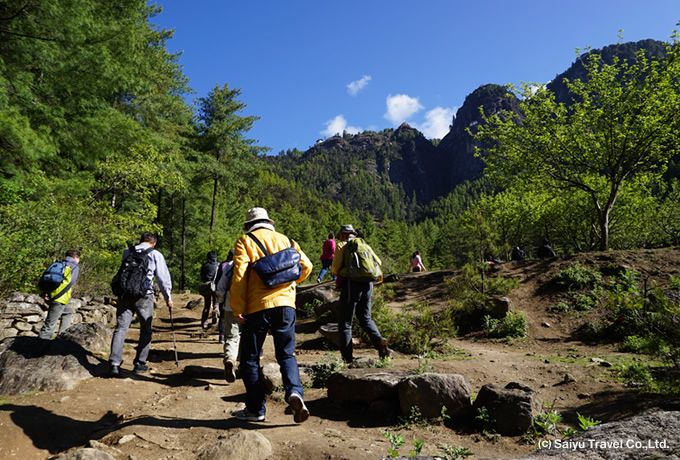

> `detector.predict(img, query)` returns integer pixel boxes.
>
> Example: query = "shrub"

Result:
[446,264,521,334]
[552,263,602,290]
[483,310,527,339]
[309,353,347,388]
[371,294,457,355]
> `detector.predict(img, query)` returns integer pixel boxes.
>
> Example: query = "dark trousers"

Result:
[338,280,384,362]
[239,306,304,416]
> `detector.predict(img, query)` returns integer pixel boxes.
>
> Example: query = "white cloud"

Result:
[384,94,424,125]
[415,106,456,139]
[321,115,361,137]
[347,75,372,96]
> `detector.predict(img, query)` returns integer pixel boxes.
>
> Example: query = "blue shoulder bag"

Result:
[247,233,302,288]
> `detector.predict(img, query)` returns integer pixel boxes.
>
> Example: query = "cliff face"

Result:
[270,39,667,215]
[387,123,441,202]
[546,39,667,104]
[437,84,521,189]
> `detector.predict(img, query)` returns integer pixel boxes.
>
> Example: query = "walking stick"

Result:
[169,308,179,366]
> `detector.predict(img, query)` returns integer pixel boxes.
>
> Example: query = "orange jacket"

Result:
[230,227,313,316]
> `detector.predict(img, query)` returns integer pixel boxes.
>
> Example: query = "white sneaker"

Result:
[288,392,309,423]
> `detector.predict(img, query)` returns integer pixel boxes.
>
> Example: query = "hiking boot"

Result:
[378,339,390,359]
[234,408,265,422]
[223,358,236,383]
[288,392,310,423]
[108,364,120,378]
[133,362,149,374]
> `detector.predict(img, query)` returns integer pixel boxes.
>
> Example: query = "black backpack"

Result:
[511,246,526,261]
[200,259,219,282]
[111,246,154,300]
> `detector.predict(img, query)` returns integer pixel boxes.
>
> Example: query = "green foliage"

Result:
[309,353,347,388]
[370,293,457,355]
[380,429,405,458]
[577,412,601,431]
[396,405,450,430]
[476,33,680,251]
[552,263,603,290]
[532,403,563,437]
[482,311,528,339]
[446,264,521,334]
[409,437,425,456]
[439,444,474,459]
[474,406,495,432]
[299,298,322,319]
[603,275,680,367]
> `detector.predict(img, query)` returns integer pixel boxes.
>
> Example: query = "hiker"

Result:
[215,248,240,382]
[484,247,502,264]
[408,250,426,273]
[230,207,313,423]
[108,232,173,377]
[38,249,81,339]
[199,250,220,331]
[317,232,336,283]
[331,224,389,363]
[511,246,526,261]
[537,238,557,258]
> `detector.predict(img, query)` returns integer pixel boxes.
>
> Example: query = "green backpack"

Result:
[346,238,382,282]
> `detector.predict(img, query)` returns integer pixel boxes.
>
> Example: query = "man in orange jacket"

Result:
[230,207,313,423]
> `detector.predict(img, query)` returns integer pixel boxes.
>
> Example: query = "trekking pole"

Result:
[169,308,179,366]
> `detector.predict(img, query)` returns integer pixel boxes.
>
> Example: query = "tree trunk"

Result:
[169,192,175,256]
[181,197,186,291]
[210,175,218,244]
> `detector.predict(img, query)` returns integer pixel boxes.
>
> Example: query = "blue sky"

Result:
[149,1,679,155]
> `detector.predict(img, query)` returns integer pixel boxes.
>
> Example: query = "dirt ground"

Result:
[2,247,680,459]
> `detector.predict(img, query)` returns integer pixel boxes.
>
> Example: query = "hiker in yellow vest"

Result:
[38,249,81,339]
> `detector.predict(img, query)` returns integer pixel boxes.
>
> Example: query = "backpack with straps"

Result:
[38,260,73,300]
[111,246,154,300]
[216,261,235,292]
[247,232,301,288]
[38,261,67,294]
[346,238,382,282]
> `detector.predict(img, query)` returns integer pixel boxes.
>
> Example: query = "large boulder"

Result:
[398,373,472,419]
[327,368,411,402]
[197,431,272,460]
[58,322,112,353]
[0,337,103,395]
[473,382,538,435]
[507,411,680,459]
[55,448,116,460]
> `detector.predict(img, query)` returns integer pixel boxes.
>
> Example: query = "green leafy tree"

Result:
[194,84,264,241]
[475,33,680,251]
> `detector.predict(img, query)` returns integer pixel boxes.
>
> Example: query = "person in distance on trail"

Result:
[407,250,426,273]
[316,232,337,283]
[230,207,313,423]
[331,224,389,364]
[108,232,173,377]
[199,250,220,332]
[215,248,240,382]
[38,249,81,339]
[537,238,557,258]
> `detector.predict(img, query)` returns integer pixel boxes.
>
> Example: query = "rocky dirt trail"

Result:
[2,248,679,459]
